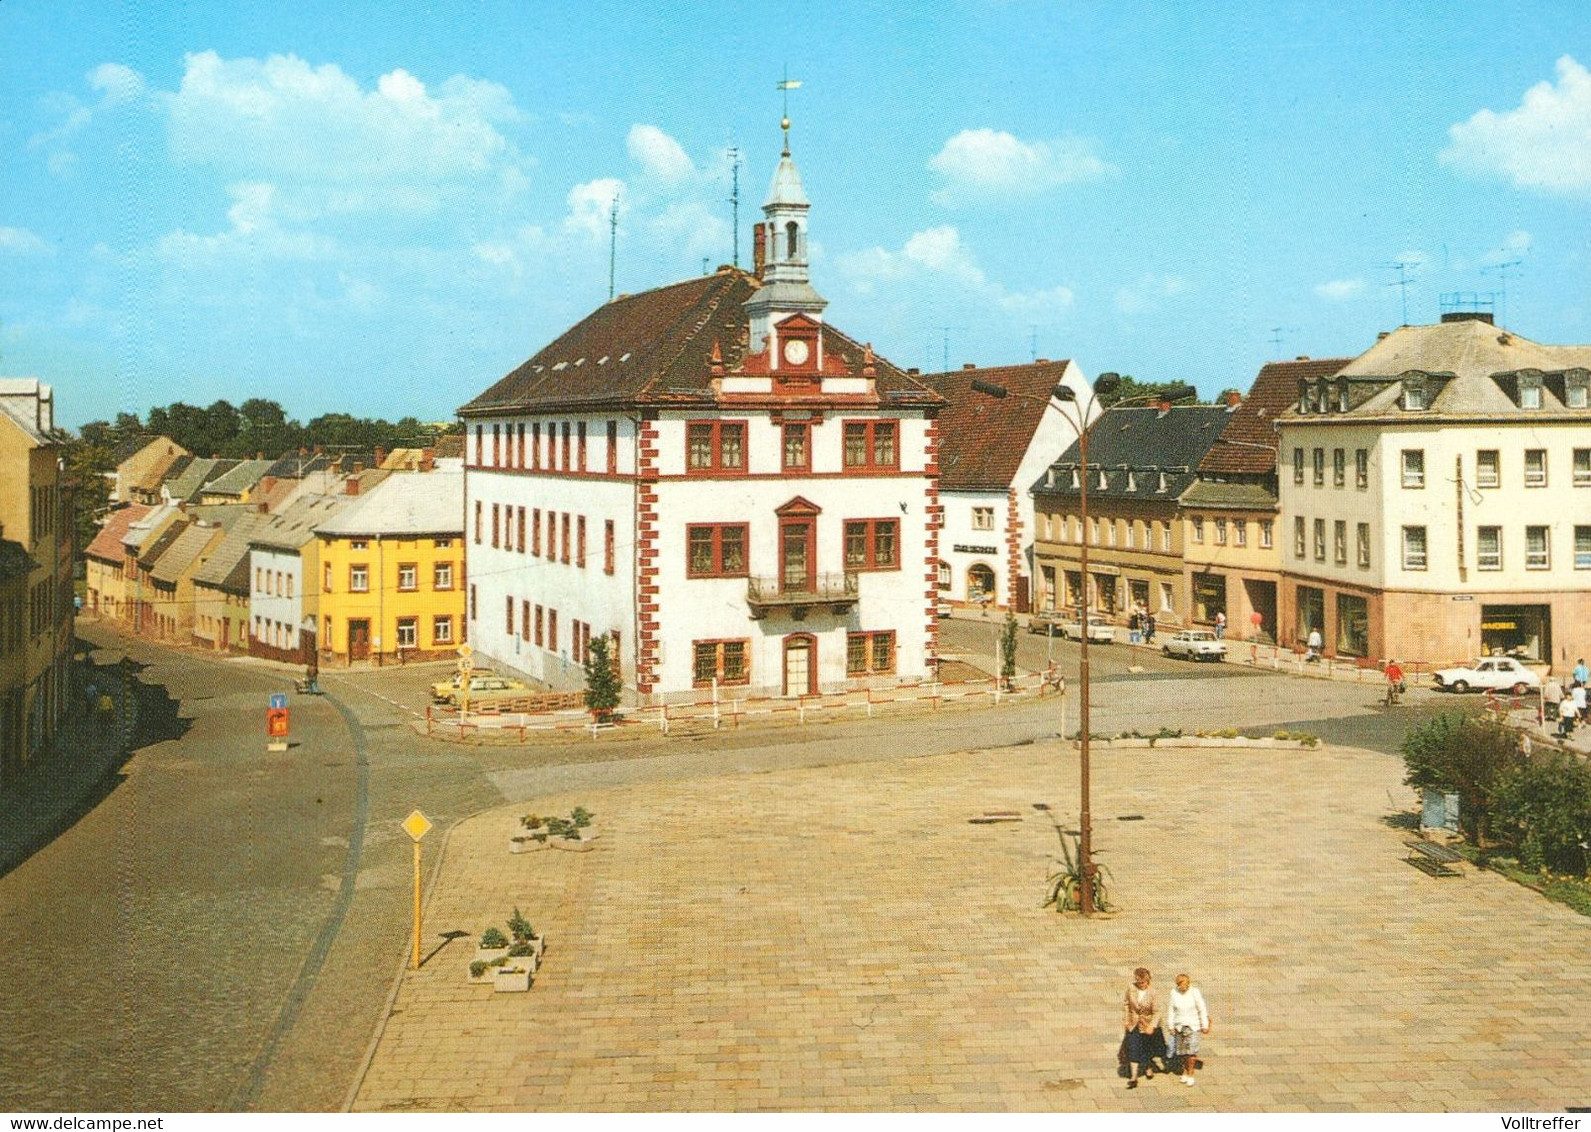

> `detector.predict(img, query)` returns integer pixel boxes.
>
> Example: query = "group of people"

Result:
[1543,657,1590,740]
[1126,607,1158,644]
[1122,968,1211,1088]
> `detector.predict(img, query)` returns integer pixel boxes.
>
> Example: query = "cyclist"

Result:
[1384,658,1405,706]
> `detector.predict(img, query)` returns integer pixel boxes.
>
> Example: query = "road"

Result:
[0,617,1452,1110]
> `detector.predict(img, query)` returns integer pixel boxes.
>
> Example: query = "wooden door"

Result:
[349,619,371,661]
[783,635,815,697]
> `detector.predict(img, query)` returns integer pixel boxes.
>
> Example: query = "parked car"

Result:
[1028,615,1062,636]
[431,672,528,705]
[1059,615,1115,644]
[1161,629,1226,662]
[1431,657,1541,695]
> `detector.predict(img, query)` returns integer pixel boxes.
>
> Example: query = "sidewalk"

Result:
[351,738,1591,1112]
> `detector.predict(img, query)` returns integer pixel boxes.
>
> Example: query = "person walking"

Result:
[1306,627,1323,662]
[1214,611,1226,640]
[1144,613,1156,645]
[1543,677,1563,723]
[1122,967,1161,1089]
[1574,658,1589,687]
[1164,973,1211,1085]
[1560,689,1580,740]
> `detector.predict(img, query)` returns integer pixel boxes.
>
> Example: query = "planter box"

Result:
[493,965,532,993]
[575,825,600,842]
[553,836,595,852]
[1111,738,1152,749]
[509,934,547,970]
[510,837,550,854]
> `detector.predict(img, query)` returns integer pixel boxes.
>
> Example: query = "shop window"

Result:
[1480,604,1550,662]
[1336,593,1369,657]
[1191,572,1226,624]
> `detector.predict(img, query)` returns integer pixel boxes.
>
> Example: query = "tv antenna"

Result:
[1030,325,1038,363]
[1269,326,1295,355]
[1481,259,1523,328]
[608,196,619,301]
[1378,259,1421,326]
[726,147,743,268]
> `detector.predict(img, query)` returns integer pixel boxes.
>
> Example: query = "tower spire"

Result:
[777,70,801,157]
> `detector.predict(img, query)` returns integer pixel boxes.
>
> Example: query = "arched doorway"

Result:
[966,563,996,604]
[782,634,816,697]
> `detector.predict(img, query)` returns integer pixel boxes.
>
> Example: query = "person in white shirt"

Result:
[1164,973,1211,1086]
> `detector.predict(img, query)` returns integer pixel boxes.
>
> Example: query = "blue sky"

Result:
[2,1,1587,429]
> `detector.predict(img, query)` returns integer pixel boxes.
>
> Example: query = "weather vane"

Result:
[777,67,802,155]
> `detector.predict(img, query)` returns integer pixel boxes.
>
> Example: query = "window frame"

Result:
[434,561,453,591]
[685,419,749,475]
[693,638,750,688]
[1332,448,1345,487]
[843,518,901,572]
[781,422,811,473]
[349,563,370,593]
[397,562,418,592]
[1524,448,1547,488]
[1402,525,1428,571]
[1574,525,1591,570]
[1401,449,1425,489]
[841,419,901,472]
[1356,522,1370,568]
[846,630,897,677]
[1574,449,1591,488]
[1476,525,1502,571]
[685,523,750,578]
[1525,525,1550,570]
[1476,449,1500,489]
[396,617,418,650]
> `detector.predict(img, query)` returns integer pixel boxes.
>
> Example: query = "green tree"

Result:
[1400,712,1523,844]
[1495,751,1591,873]
[1094,374,1205,408]
[999,612,1019,690]
[61,433,116,553]
[583,634,622,719]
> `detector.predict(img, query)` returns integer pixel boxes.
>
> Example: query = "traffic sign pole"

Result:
[402,810,433,969]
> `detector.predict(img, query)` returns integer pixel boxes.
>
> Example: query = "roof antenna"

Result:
[1378,259,1420,326]
[1030,325,1038,363]
[726,146,742,268]
[607,195,619,301]
[1482,258,1523,328]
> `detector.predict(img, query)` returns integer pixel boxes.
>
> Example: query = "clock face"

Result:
[782,338,811,366]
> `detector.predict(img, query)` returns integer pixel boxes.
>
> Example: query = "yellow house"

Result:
[314,468,464,664]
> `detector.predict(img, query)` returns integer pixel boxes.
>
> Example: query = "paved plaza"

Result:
[352,738,1591,1112]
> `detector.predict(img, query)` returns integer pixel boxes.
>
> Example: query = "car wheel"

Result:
[1162,646,1172,657]
[1511,682,1530,696]
[1450,680,1469,694]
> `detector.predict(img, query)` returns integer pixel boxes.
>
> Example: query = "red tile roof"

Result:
[83,503,152,563]
[1199,357,1352,475]
[923,362,1075,491]
[462,268,938,414]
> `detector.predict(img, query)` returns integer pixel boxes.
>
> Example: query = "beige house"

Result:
[83,502,153,619]
[1276,313,1591,668]
[114,435,189,504]
[192,511,267,653]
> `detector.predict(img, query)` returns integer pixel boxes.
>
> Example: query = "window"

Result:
[1191,517,1204,544]
[522,601,531,642]
[531,422,541,470]
[469,584,476,620]
[577,422,587,471]
[1233,520,1247,547]
[397,563,418,592]
[1356,522,1370,568]
[1576,526,1591,570]
[492,503,501,547]
[1402,526,1428,570]
[842,420,899,470]
[607,420,619,475]
[492,423,501,466]
[846,631,896,676]
[1312,448,1325,486]
[1568,376,1590,408]
[561,422,571,471]
[1125,521,1135,549]
[605,520,616,575]
[534,604,543,646]
[1477,526,1502,571]
[687,524,749,577]
[1575,449,1591,487]
[1333,449,1345,486]
[1215,518,1227,545]
[1260,520,1273,549]
[349,564,369,592]
[548,609,557,651]
[435,538,453,549]
[1313,518,1326,561]
[474,500,482,544]
[506,596,514,634]
[1474,449,1500,488]
[1403,380,1426,411]
[396,618,417,649]
[1400,449,1425,488]
[1159,581,1174,613]
[532,508,541,556]
[1160,521,1172,552]
[473,424,483,466]
[1524,449,1547,487]
[577,516,587,568]
[971,506,994,531]
[286,574,294,599]
[547,510,556,559]
[1520,380,1542,409]
[434,561,453,590]
[517,422,525,468]
[324,563,333,593]
[1355,449,1368,489]
[517,507,526,553]
[433,615,453,645]
[1525,525,1550,570]
[844,519,899,571]
[1090,518,1099,545]
[1333,520,1347,565]
[693,639,749,686]
[782,423,810,472]
[1293,447,1304,486]
[560,513,571,563]
[687,420,747,473]
[1294,516,1306,558]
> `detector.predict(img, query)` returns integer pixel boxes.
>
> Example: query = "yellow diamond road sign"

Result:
[402,810,433,842]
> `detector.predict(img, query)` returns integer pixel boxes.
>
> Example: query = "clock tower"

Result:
[745,118,828,373]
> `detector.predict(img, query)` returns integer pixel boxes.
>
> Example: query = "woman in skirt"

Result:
[1122,967,1161,1088]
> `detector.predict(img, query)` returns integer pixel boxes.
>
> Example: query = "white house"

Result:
[922,362,1096,612]
[1276,312,1591,669]
[247,494,350,662]
[460,134,945,699]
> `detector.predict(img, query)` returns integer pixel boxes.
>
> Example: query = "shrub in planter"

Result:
[571,806,594,829]
[507,907,535,944]
[1401,713,1523,844]
[470,960,490,979]
[479,926,509,950]
[1494,752,1591,874]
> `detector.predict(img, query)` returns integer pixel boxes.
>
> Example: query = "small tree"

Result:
[1495,752,1591,874]
[583,634,621,719]
[999,612,1019,690]
[1400,712,1523,844]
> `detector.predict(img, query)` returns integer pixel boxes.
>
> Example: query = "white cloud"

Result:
[563,178,625,241]
[0,226,51,255]
[839,225,1072,314]
[88,63,145,106]
[156,181,337,263]
[627,125,694,183]
[1442,55,1591,197]
[1314,278,1364,302]
[1113,273,1187,314]
[929,128,1116,204]
[1483,229,1532,266]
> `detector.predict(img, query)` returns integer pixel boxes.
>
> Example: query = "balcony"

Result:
[746,572,859,620]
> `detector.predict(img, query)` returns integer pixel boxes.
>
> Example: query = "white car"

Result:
[1431,657,1541,695]
[1059,615,1115,644]
[1161,629,1227,662]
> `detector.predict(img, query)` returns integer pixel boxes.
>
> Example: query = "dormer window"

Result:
[1316,380,1331,412]
[1156,472,1168,493]
[1519,372,1543,409]
[1566,370,1588,408]
[1336,381,1350,412]
[1298,380,1313,413]
[1402,377,1427,411]
[1126,471,1137,492]
[1097,469,1108,490]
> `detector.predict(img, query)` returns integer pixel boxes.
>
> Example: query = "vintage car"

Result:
[1161,629,1227,661]
[1431,657,1541,695]
[430,672,528,705]
[1058,615,1115,644]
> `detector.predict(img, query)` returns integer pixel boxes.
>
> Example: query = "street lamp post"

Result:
[972,374,1194,914]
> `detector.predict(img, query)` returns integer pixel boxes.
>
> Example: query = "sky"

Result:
[2,1,1588,430]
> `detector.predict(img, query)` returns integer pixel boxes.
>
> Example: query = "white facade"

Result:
[249,544,306,653]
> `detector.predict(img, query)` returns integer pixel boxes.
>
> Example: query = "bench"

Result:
[1404,839,1462,877]
[293,677,323,695]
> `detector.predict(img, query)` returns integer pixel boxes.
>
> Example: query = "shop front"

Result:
[1191,572,1227,626]
[1480,604,1551,662]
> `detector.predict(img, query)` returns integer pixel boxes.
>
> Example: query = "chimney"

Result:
[374,447,386,467]
[1294,355,1310,362]
[256,450,265,460]
[420,448,435,473]
[962,362,976,370]
[1156,399,1171,415]
[752,222,766,277]
[907,367,920,375]
[1035,358,1049,365]
[1441,310,1494,325]
[1225,390,1242,408]
[313,445,324,456]
[1377,331,1390,341]
[257,501,269,514]
[345,477,360,496]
